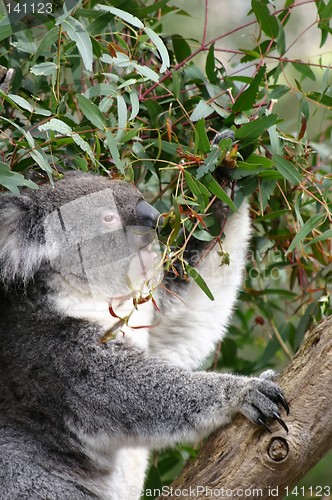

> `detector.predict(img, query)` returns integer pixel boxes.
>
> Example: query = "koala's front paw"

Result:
[237,377,289,433]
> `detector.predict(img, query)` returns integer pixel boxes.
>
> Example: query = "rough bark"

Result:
[157,316,332,500]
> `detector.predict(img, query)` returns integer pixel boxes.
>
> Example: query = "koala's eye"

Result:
[102,213,119,226]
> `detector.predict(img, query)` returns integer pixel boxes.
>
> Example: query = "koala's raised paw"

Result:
[238,377,289,433]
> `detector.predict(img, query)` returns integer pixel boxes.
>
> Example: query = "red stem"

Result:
[139,0,317,102]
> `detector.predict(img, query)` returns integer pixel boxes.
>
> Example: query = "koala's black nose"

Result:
[136,200,160,229]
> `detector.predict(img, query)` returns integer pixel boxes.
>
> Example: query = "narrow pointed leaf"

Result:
[252,0,279,38]
[286,214,325,255]
[235,114,278,147]
[191,100,214,121]
[195,118,210,154]
[233,65,266,112]
[0,162,38,194]
[77,95,107,130]
[273,155,301,185]
[105,130,125,174]
[62,17,93,72]
[144,27,170,73]
[95,5,144,29]
[201,173,237,212]
[186,264,214,301]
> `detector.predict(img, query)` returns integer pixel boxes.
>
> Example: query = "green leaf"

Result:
[7,94,33,113]
[272,155,301,185]
[286,214,326,255]
[292,62,316,81]
[185,264,214,301]
[307,92,332,107]
[95,5,144,29]
[259,178,277,210]
[233,65,266,112]
[170,196,182,245]
[172,35,191,63]
[129,90,140,121]
[77,95,107,130]
[205,44,217,84]
[0,162,38,194]
[190,100,214,121]
[239,154,266,167]
[32,27,59,62]
[132,63,159,82]
[1,117,35,149]
[184,171,210,199]
[84,84,117,99]
[268,125,282,155]
[29,149,53,175]
[276,20,286,55]
[0,23,12,42]
[194,118,210,154]
[38,119,98,166]
[131,0,170,16]
[105,130,125,174]
[172,70,180,99]
[304,229,332,248]
[201,173,237,212]
[251,0,279,38]
[235,114,278,147]
[30,62,58,77]
[143,100,163,120]
[269,84,290,100]
[61,17,93,72]
[55,1,77,24]
[144,27,170,73]
[254,209,290,222]
[192,229,215,242]
[116,94,128,139]
[196,148,220,178]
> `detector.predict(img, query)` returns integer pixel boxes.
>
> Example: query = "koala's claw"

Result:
[238,378,289,433]
[253,406,288,433]
[257,419,272,433]
[277,392,290,415]
[272,411,289,433]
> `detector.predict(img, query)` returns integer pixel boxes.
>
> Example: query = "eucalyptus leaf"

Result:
[0,162,38,194]
[235,114,278,147]
[286,214,325,255]
[185,264,214,301]
[77,95,107,130]
[201,173,237,212]
[233,65,265,112]
[251,0,279,38]
[144,27,170,73]
[30,62,58,77]
[62,17,93,72]
[95,5,144,29]
[273,155,301,185]
[190,100,214,122]
[105,130,125,174]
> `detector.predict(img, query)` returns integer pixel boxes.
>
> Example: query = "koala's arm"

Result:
[68,342,288,448]
[149,201,251,368]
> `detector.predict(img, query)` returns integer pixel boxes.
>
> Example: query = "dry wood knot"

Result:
[268,437,289,462]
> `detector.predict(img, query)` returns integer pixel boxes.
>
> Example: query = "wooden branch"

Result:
[157,316,332,499]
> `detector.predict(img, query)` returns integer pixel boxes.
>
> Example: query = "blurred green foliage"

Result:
[0,0,331,497]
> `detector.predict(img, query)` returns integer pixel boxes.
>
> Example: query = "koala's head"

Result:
[0,172,162,299]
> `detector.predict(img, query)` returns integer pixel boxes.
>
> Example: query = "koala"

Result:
[0,171,289,500]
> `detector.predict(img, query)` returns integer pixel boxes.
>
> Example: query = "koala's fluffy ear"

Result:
[0,194,48,284]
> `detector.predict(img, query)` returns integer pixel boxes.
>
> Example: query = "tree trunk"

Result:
[157,316,332,500]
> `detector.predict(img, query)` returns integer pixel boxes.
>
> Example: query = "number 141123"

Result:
[284,485,331,497]
[6,3,53,14]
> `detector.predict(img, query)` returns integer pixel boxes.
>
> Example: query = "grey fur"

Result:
[0,172,288,499]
